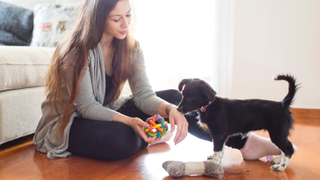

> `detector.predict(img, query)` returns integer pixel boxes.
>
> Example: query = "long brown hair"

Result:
[46,0,137,139]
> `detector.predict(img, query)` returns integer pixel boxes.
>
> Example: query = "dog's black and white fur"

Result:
[177,74,297,171]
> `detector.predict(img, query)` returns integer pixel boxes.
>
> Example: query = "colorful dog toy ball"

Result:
[145,114,168,138]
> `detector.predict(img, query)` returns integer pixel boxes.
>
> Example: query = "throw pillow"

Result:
[0,1,34,46]
[30,3,82,47]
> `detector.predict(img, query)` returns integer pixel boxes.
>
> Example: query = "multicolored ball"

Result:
[145,114,168,138]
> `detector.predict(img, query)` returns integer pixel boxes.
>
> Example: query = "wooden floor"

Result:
[1,109,320,180]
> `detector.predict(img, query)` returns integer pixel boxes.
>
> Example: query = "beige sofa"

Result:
[0,46,55,145]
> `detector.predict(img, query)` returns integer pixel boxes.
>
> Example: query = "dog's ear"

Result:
[178,79,192,91]
[199,82,216,101]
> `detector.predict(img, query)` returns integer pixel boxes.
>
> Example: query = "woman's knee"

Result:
[69,120,147,160]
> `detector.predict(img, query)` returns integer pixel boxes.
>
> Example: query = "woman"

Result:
[34,0,288,160]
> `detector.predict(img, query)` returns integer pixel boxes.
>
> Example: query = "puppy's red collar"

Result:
[200,101,212,112]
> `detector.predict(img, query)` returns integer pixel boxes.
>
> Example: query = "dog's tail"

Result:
[274,74,299,109]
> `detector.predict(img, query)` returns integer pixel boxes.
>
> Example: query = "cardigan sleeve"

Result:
[128,45,164,116]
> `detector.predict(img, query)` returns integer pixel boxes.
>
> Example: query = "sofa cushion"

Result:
[0,1,34,46]
[0,46,55,91]
[30,3,81,47]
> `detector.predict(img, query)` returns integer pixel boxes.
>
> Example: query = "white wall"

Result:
[230,0,320,109]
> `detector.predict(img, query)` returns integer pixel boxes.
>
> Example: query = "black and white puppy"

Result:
[177,74,297,171]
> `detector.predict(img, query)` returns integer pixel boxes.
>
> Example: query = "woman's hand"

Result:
[168,106,189,145]
[113,113,162,144]
[128,117,162,144]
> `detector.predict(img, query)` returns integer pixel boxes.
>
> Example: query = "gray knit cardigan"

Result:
[33,43,164,159]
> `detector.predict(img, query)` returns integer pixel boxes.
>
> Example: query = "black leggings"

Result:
[67,89,247,160]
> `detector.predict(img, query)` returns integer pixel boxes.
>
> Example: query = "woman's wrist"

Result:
[165,104,172,116]
[159,102,176,118]
[166,104,177,117]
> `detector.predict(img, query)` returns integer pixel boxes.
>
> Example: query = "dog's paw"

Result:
[270,163,286,171]
[271,156,282,164]
[207,155,214,160]
[270,156,290,171]
[213,157,222,164]
[207,155,222,164]
[207,152,223,164]
[271,152,284,164]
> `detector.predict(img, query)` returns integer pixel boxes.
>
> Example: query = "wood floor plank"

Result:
[1,109,320,180]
